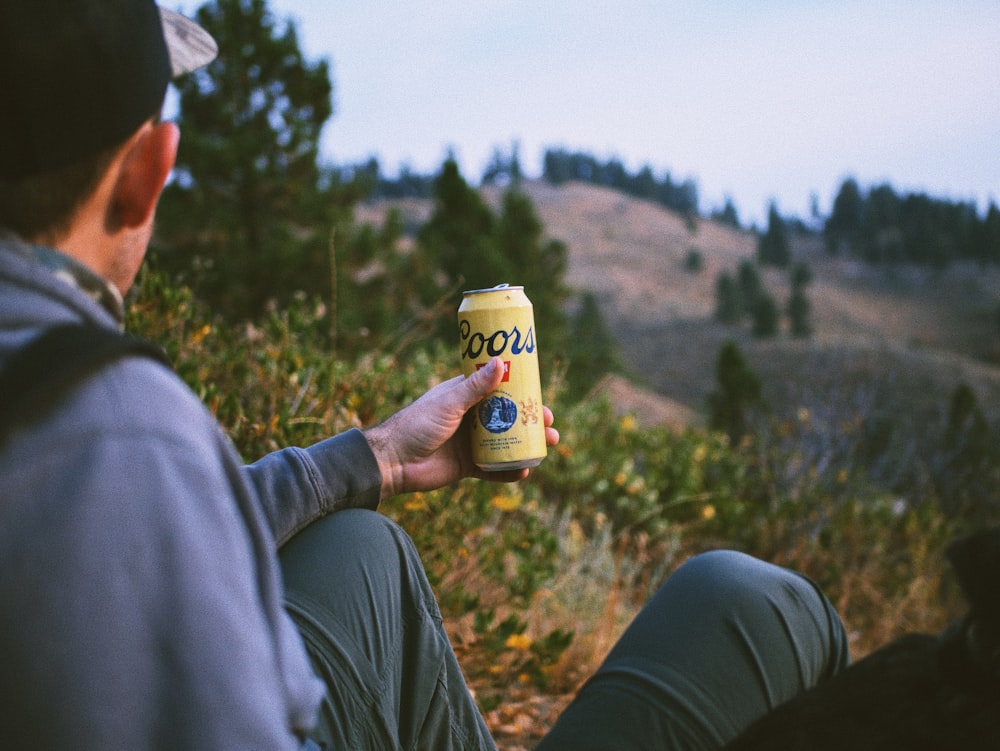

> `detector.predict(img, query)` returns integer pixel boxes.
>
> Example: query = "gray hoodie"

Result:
[0,234,382,748]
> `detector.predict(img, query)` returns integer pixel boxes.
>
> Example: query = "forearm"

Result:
[246,428,383,546]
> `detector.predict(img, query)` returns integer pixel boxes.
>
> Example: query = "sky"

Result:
[240,1,998,227]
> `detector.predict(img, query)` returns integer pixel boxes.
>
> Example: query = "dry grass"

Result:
[448,511,684,751]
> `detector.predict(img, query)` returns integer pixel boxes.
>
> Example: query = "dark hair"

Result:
[0,144,119,242]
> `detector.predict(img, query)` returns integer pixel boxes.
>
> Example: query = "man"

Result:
[0,2,848,749]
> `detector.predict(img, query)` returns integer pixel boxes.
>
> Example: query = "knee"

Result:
[280,509,418,582]
[337,510,421,569]
[664,549,833,628]
[319,507,407,548]
[290,507,406,547]
[670,549,778,598]
[672,549,848,675]
[676,549,757,579]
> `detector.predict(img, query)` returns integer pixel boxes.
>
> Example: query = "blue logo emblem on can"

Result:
[479,395,517,434]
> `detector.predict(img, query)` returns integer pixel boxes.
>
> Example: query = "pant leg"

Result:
[536,550,850,751]
[278,509,496,751]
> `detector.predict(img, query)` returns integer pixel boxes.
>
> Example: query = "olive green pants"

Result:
[281,509,495,750]
[535,549,850,750]
[281,510,848,751]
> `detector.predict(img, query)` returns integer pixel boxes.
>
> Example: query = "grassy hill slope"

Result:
[357,179,1000,427]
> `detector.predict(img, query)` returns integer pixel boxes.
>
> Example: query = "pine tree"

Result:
[565,292,620,399]
[156,0,334,318]
[711,197,741,229]
[714,272,742,324]
[494,189,569,366]
[751,293,779,338]
[786,263,813,337]
[757,202,791,267]
[707,341,763,444]
[418,158,501,295]
[481,142,523,187]
[737,260,764,308]
[825,178,865,256]
[786,290,811,338]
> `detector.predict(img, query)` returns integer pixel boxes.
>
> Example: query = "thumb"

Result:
[463,357,505,404]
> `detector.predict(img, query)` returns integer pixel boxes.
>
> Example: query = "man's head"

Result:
[0,0,216,290]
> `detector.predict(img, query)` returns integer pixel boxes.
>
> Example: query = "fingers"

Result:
[472,405,559,482]
[542,406,560,447]
[462,375,560,450]
[545,425,560,447]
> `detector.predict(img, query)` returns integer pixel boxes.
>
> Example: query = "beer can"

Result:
[458,284,547,471]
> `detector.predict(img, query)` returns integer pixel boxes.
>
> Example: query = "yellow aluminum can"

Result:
[458,284,547,470]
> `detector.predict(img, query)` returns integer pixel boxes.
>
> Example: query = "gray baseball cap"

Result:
[0,0,218,179]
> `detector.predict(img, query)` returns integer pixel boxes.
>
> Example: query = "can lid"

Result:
[463,283,523,295]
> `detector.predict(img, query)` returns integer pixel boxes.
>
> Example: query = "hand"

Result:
[363,357,559,500]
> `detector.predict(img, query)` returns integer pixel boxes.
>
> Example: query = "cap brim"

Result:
[159,6,218,78]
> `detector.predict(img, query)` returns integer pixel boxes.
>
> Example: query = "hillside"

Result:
[355,179,1000,428]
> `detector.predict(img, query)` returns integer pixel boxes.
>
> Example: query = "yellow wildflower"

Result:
[403,493,429,512]
[491,494,522,512]
[190,324,212,345]
[505,633,533,651]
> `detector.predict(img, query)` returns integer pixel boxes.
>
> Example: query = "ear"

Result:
[110,121,180,230]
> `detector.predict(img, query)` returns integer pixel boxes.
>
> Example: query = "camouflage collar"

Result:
[28,245,125,327]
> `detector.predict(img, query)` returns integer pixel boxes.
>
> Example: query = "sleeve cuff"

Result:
[304,428,382,515]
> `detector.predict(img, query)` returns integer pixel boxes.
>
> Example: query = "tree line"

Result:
[541,148,700,217]
[332,145,708,227]
[825,178,1000,267]
[321,135,1000,281]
